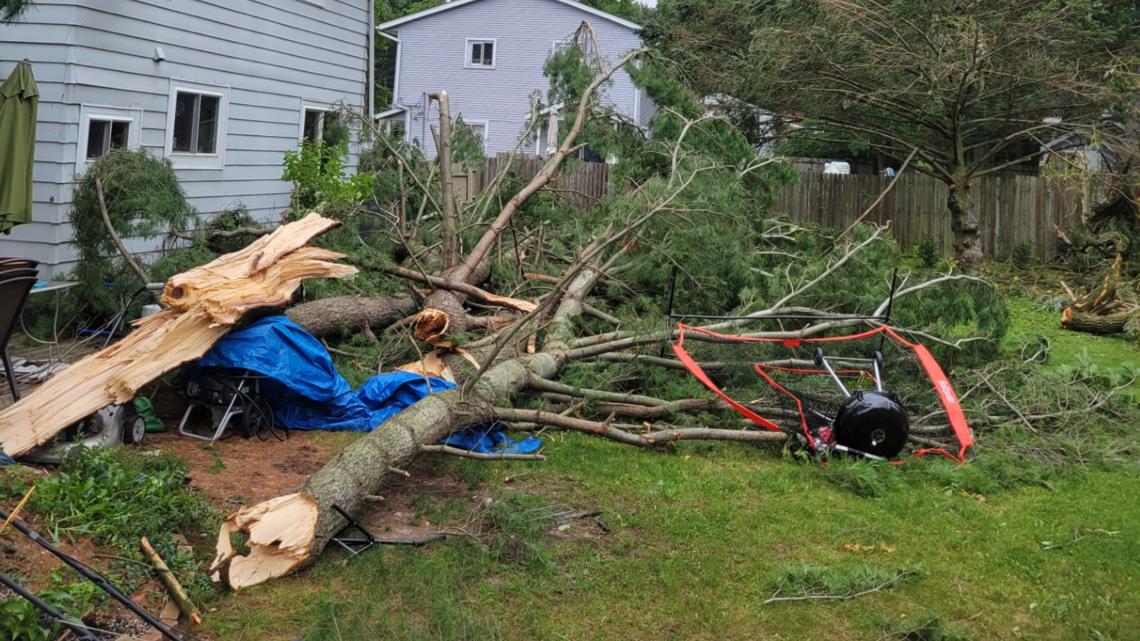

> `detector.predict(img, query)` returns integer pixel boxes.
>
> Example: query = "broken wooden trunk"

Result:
[0,213,354,458]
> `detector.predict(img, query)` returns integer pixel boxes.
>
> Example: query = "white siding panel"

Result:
[0,0,371,275]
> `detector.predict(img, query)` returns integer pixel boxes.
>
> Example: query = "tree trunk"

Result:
[287,295,418,337]
[948,182,983,271]
[210,352,560,590]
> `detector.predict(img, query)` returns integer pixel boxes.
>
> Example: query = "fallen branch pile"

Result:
[1061,254,1138,335]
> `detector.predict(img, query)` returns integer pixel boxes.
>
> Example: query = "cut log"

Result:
[1059,254,1137,336]
[1061,308,1135,334]
[0,213,353,458]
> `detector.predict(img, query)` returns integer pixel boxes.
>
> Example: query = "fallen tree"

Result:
[0,213,353,457]
[206,34,1023,588]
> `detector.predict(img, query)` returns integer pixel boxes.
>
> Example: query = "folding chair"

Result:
[0,270,40,401]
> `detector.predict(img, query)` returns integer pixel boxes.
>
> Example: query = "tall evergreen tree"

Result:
[647,0,1138,269]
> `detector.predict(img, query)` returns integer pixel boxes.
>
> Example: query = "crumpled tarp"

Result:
[197,316,453,432]
[195,316,542,454]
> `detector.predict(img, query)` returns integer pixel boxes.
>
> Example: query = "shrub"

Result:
[1010,240,1036,266]
[916,234,941,268]
[282,139,372,215]
[69,149,195,318]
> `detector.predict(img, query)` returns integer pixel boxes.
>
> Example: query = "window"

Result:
[301,108,344,146]
[77,105,141,171]
[466,121,487,150]
[172,91,221,153]
[85,119,130,159]
[165,81,228,169]
[466,38,495,68]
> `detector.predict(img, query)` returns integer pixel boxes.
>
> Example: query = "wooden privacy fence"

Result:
[458,158,1077,261]
[455,157,610,208]
[774,172,1078,261]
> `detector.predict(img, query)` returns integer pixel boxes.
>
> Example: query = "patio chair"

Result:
[0,269,40,400]
[0,258,37,269]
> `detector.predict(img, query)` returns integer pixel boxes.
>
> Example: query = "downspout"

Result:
[368,0,376,119]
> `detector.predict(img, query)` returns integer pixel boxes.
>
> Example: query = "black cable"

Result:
[0,573,100,641]
[0,509,183,641]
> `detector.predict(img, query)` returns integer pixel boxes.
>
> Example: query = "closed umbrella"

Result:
[0,60,38,234]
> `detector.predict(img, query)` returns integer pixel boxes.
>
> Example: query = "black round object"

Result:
[832,391,909,458]
[121,405,146,445]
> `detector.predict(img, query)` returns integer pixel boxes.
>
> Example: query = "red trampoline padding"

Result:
[672,323,974,463]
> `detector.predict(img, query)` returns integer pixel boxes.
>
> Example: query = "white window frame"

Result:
[461,118,489,152]
[465,38,497,69]
[76,104,142,173]
[299,102,336,145]
[164,79,229,170]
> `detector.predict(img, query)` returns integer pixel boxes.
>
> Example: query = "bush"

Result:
[1010,240,1036,266]
[282,139,372,215]
[69,149,195,318]
[916,234,941,268]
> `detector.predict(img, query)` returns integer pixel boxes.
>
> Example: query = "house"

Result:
[377,0,654,159]
[0,0,375,277]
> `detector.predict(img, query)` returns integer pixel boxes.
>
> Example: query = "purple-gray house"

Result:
[377,0,654,159]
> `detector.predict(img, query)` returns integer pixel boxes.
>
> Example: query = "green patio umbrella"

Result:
[0,60,38,234]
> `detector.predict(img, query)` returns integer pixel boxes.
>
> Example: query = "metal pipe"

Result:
[0,509,183,641]
[815,348,851,397]
[0,573,100,641]
[872,351,884,392]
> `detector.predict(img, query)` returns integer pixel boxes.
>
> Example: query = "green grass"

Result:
[193,292,1136,641]
[1003,297,1139,400]
[204,435,1138,641]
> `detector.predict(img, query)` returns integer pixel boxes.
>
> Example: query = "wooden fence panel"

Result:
[466,157,611,208]
[774,172,1075,260]
[464,159,1074,260]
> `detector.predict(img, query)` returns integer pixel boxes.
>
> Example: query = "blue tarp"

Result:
[196,316,541,454]
[197,316,453,432]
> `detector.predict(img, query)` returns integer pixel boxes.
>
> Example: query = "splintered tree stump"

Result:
[210,353,559,589]
[1059,254,1137,337]
[0,213,354,458]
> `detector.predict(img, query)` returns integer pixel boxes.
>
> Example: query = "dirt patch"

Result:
[356,461,473,544]
[144,431,341,510]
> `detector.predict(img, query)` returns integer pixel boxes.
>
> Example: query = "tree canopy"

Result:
[647,0,1139,268]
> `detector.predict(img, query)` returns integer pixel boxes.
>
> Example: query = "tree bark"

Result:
[287,294,418,337]
[948,181,983,271]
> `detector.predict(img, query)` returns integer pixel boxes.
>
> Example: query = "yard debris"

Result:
[0,213,354,458]
[1060,254,1138,335]
[140,536,202,626]
[0,507,184,641]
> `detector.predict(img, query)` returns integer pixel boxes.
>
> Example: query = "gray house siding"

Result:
[0,0,372,277]
[387,0,643,159]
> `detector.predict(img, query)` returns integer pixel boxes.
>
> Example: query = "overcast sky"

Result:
[637,0,657,7]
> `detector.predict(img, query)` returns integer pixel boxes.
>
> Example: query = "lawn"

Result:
[201,295,1140,641]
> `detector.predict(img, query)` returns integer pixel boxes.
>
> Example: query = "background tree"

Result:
[647,0,1139,270]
